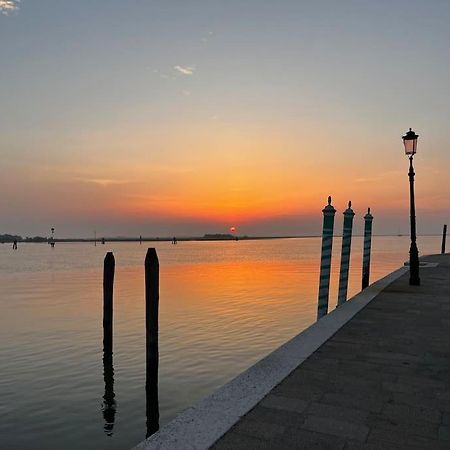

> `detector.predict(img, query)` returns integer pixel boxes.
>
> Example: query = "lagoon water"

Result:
[0,236,441,449]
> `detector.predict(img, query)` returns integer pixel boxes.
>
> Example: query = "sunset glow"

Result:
[1,1,450,237]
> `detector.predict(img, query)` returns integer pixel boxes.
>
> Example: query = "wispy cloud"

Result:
[76,177,131,187]
[201,31,214,43]
[174,65,195,76]
[354,170,402,184]
[0,0,20,15]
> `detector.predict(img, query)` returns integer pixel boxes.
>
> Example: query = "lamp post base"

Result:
[409,242,420,286]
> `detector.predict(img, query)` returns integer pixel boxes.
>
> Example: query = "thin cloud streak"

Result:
[75,177,131,187]
[174,65,195,75]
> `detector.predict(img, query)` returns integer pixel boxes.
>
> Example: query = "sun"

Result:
[230,226,236,233]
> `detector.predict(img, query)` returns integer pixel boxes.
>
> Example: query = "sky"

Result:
[1,0,450,238]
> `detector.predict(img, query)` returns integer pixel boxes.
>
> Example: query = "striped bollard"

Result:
[337,201,355,306]
[361,208,373,290]
[317,196,336,320]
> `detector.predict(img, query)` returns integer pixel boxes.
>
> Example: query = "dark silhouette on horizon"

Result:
[146,339,159,438]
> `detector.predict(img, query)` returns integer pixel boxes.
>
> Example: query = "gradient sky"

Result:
[1,0,450,237]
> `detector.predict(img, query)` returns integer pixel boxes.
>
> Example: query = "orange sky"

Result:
[1,2,450,237]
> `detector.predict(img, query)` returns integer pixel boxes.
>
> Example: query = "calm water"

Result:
[0,236,440,449]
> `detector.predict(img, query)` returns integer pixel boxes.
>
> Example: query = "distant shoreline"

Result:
[1,235,317,244]
[0,234,444,244]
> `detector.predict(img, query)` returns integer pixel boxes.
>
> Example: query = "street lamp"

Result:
[402,127,420,285]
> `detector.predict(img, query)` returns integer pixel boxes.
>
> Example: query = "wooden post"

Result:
[102,251,116,434]
[145,248,160,437]
[103,252,115,355]
[361,208,374,290]
[317,196,336,320]
[442,224,447,254]
[337,201,355,306]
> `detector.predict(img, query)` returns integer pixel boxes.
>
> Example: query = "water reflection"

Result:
[146,341,159,438]
[102,350,116,436]
[1,238,443,450]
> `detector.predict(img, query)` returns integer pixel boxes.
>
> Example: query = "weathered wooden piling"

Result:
[102,251,116,434]
[103,252,115,355]
[317,196,336,320]
[337,201,355,306]
[145,248,160,437]
[362,208,373,290]
[442,224,447,254]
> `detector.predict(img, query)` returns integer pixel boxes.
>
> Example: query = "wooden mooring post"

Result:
[145,248,160,437]
[102,251,116,434]
[337,201,355,307]
[317,196,336,320]
[103,252,115,355]
[442,224,447,254]
[361,208,373,290]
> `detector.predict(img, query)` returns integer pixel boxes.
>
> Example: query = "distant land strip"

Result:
[0,233,317,243]
[0,233,443,244]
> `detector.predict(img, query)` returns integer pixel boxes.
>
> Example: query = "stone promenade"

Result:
[212,254,450,449]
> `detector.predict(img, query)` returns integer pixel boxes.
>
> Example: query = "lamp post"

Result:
[402,128,420,286]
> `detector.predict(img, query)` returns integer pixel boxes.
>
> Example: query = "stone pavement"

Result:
[212,254,450,449]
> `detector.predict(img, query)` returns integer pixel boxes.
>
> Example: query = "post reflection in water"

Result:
[146,341,159,438]
[102,349,117,436]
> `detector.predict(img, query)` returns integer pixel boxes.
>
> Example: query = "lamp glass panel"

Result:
[404,138,417,155]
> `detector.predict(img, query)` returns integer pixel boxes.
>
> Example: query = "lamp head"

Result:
[402,128,419,156]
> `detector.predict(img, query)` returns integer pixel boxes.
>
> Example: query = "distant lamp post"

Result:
[402,128,420,286]
[50,227,55,248]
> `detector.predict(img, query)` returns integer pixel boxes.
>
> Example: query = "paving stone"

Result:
[306,402,369,424]
[302,415,369,441]
[259,394,308,414]
[368,415,439,440]
[381,402,441,424]
[344,440,403,450]
[272,381,324,402]
[442,412,450,426]
[244,405,305,428]
[211,431,272,449]
[398,375,448,390]
[321,391,384,413]
[367,429,448,449]
[278,428,346,449]
[393,392,450,412]
[231,418,285,440]
[438,425,450,441]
